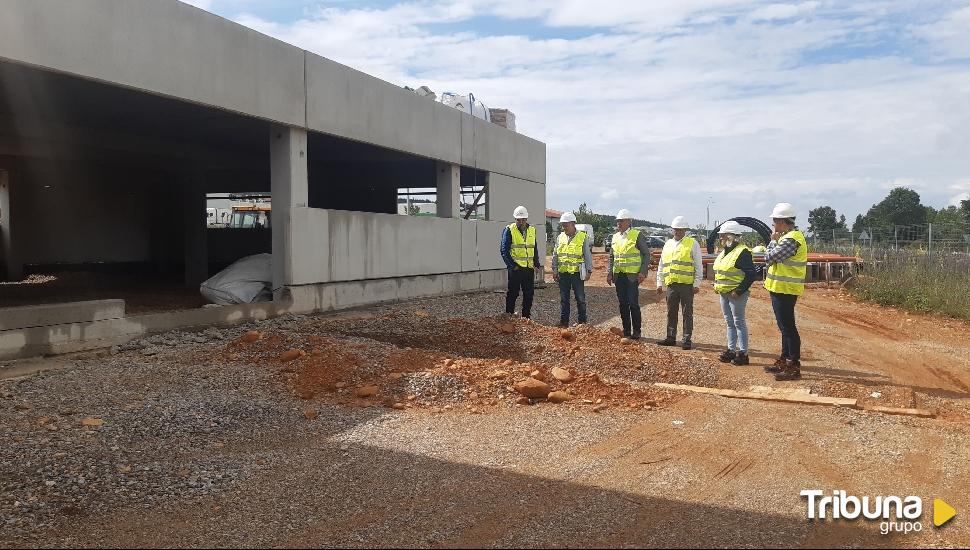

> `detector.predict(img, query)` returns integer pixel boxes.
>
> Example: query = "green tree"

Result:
[961,198,970,225]
[808,206,848,240]
[407,203,420,216]
[574,203,596,226]
[927,205,963,226]
[859,187,926,228]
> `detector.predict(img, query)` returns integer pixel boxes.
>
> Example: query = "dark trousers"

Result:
[557,272,587,325]
[666,282,694,341]
[615,273,642,336]
[506,267,535,318]
[770,291,800,361]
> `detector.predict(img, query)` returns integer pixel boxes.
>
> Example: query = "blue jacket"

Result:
[500,224,542,270]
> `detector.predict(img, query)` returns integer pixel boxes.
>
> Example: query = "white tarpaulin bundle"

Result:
[200,253,273,305]
[440,92,490,122]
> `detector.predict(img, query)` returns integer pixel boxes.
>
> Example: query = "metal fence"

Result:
[809,222,970,255]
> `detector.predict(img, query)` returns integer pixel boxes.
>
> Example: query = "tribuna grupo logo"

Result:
[801,490,957,535]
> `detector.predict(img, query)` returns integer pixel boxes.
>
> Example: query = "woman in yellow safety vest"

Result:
[712,221,757,366]
[763,203,808,381]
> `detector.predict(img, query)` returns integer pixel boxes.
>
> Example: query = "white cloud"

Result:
[914,5,970,61]
[748,2,820,21]
[948,180,970,207]
[220,0,970,225]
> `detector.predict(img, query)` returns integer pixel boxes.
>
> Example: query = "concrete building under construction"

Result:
[0,0,546,359]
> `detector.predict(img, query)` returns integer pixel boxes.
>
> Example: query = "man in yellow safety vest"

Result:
[552,212,593,327]
[763,203,808,381]
[500,206,542,319]
[656,216,703,349]
[607,209,652,339]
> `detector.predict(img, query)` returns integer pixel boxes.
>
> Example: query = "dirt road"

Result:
[3,265,970,547]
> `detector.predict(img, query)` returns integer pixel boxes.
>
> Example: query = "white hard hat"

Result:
[718,220,744,235]
[513,205,529,219]
[616,208,633,220]
[770,203,797,219]
[559,212,577,223]
[670,216,689,229]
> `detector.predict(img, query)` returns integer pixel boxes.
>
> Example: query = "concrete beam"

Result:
[436,162,460,218]
[0,0,306,127]
[270,125,309,294]
[0,299,125,331]
[0,301,289,361]
[286,269,506,314]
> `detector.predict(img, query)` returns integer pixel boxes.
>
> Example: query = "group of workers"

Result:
[500,203,806,381]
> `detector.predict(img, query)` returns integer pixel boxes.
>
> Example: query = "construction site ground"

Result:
[2,253,969,547]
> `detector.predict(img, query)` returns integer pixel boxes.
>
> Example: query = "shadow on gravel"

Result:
[32,440,900,549]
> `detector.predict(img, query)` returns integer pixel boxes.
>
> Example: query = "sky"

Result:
[182,0,970,227]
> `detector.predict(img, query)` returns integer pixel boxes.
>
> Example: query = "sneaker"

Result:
[718,350,737,363]
[630,332,641,341]
[557,322,569,328]
[774,360,802,381]
[764,356,787,373]
[682,341,693,350]
[657,338,676,346]
[731,352,749,366]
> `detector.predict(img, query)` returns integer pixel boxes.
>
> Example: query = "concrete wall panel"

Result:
[0,0,306,126]
[288,207,331,285]
[477,221,511,270]
[460,220,479,271]
[472,118,546,184]
[460,115,475,167]
[306,55,463,165]
[486,175,546,260]
[297,210,462,283]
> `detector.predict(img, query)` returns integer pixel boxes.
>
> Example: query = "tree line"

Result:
[808,187,970,242]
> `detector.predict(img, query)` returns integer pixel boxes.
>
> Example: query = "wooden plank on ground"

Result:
[654,383,858,408]
[749,385,812,395]
[863,405,936,418]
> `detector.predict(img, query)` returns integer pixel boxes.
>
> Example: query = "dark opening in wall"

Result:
[307,131,436,215]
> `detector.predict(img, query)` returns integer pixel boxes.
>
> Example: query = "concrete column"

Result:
[182,168,208,287]
[436,161,460,218]
[270,125,309,297]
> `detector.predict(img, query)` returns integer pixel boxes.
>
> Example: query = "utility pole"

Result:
[928,223,933,254]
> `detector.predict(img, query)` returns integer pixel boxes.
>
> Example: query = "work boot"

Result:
[657,338,676,346]
[719,350,737,363]
[731,352,750,366]
[764,356,787,373]
[682,340,693,350]
[774,360,802,381]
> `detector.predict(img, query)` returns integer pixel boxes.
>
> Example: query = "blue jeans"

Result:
[558,272,588,324]
[770,291,800,361]
[719,291,749,353]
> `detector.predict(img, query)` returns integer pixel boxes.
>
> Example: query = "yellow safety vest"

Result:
[713,244,750,294]
[661,237,696,286]
[508,223,536,268]
[556,231,587,274]
[764,230,808,296]
[611,229,642,274]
